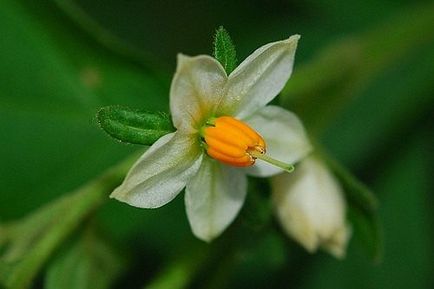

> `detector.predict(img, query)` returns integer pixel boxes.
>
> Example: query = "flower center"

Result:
[201,116,294,172]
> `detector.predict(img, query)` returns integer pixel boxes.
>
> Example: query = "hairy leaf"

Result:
[213,26,237,74]
[97,106,175,145]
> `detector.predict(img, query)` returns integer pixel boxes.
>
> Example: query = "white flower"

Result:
[111,35,312,241]
[271,156,351,258]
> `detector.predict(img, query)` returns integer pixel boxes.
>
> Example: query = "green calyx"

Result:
[198,116,217,138]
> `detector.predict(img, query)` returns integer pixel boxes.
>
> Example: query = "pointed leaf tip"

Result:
[213,26,237,74]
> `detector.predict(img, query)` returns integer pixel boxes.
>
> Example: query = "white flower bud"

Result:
[271,156,351,258]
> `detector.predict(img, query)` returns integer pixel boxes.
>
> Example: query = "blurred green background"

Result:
[1,0,433,288]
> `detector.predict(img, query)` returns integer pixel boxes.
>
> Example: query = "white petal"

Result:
[170,54,227,133]
[185,157,247,242]
[218,35,300,118]
[322,224,352,259]
[244,105,312,177]
[111,132,203,208]
[271,156,350,258]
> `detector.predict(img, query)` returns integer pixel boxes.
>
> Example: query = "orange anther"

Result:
[207,148,254,167]
[202,116,266,167]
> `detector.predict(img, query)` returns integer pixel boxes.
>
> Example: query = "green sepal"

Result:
[97,106,175,145]
[213,26,237,74]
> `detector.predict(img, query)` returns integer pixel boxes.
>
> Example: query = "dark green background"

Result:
[1,0,433,288]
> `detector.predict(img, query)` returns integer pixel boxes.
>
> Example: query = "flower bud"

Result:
[271,156,351,258]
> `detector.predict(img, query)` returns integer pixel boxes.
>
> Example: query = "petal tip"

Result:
[176,53,192,69]
[285,34,300,48]
[190,224,218,243]
[176,53,190,61]
[109,187,132,205]
[198,234,214,243]
[175,54,224,76]
[109,186,122,199]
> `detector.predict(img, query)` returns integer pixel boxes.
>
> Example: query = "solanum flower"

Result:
[272,156,351,258]
[111,35,311,241]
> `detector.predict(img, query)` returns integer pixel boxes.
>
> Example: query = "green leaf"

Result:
[213,26,237,74]
[45,228,125,289]
[97,106,175,145]
[0,155,135,289]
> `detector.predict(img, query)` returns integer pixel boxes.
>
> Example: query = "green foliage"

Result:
[144,248,208,289]
[213,26,237,74]
[0,156,134,289]
[97,106,175,145]
[45,228,125,289]
[280,3,434,136]
[0,0,168,222]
